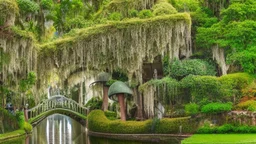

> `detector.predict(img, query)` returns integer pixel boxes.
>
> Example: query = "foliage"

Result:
[128,9,139,18]
[19,71,37,93]
[197,124,256,134]
[40,0,53,10]
[108,12,122,21]
[237,100,256,111]
[242,81,256,98]
[104,111,117,120]
[85,97,103,110]
[196,1,256,73]
[0,0,19,25]
[16,0,39,14]
[88,110,197,134]
[169,0,199,12]
[218,73,253,100]
[23,121,32,133]
[201,102,232,114]
[169,59,216,79]
[139,77,180,105]
[152,1,177,16]
[185,103,199,115]
[138,10,153,19]
[180,75,222,104]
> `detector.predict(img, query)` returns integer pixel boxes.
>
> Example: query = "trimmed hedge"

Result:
[197,124,256,134]
[88,110,198,134]
[201,102,232,114]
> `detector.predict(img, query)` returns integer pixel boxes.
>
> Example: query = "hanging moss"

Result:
[139,77,180,118]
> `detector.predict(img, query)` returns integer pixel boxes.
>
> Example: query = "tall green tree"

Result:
[196,0,256,73]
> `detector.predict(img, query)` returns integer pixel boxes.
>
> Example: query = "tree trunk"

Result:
[102,85,109,111]
[117,94,126,121]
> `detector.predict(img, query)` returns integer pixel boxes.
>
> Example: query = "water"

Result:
[0,114,182,144]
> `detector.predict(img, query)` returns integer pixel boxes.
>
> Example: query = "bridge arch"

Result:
[26,95,88,126]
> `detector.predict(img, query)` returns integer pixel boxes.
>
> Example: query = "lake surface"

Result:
[0,114,182,144]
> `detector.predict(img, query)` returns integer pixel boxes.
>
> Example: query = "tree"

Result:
[196,0,256,73]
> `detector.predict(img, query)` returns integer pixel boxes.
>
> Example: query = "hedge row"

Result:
[88,110,198,134]
[197,124,256,134]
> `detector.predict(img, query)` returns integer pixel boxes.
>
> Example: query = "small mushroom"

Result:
[90,72,111,111]
[108,81,133,121]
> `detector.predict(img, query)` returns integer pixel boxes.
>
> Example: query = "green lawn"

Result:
[182,134,256,144]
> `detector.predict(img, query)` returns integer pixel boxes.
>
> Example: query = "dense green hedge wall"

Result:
[88,110,198,134]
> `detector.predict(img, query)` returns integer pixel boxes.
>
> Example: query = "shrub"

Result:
[169,0,200,12]
[128,9,139,18]
[201,102,232,114]
[237,100,256,111]
[85,97,103,110]
[104,110,117,120]
[181,75,222,103]
[170,59,216,80]
[152,1,177,16]
[155,117,198,134]
[185,103,199,115]
[197,124,256,134]
[88,110,197,134]
[138,10,153,19]
[108,12,122,21]
[23,121,33,133]
[16,0,39,14]
[218,73,253,98]
[40,0,53,10]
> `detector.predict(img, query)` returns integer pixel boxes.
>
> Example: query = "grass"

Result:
[182,134,256,144]
[0,129,26,141]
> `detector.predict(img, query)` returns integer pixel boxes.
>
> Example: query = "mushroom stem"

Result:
[117,93,126,121]
[102,85,109,111]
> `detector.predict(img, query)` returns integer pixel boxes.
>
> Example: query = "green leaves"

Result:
[19,71,37,93]
[169,59,216,79]
[201,102,232,114]
[16,0,39,14]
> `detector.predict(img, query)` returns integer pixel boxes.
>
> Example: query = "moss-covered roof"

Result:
[108,81,133,98]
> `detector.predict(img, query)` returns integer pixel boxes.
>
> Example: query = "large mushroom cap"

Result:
[108,81,133,100]
[90,72,111,86]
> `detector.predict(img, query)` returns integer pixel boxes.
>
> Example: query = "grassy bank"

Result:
[182,134,256,144]
[0,129,26,141]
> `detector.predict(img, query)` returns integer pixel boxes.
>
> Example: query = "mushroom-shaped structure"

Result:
[108,81,133,121]
[90,72,111,111]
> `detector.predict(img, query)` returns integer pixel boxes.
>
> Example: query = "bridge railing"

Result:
[27,95,88,120]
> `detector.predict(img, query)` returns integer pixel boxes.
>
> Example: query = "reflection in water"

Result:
[1,114,182,144]
[29,114,87,144]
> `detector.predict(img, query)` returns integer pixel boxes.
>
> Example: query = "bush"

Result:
[201,102,232,114]
[237,100,256,111]
[181,75,222,103]
[185,103,199,115]
[16,0,39,13]
[23,121,32,133]
[169,0,200,12]
[218,73,253,98]
[152,1,177,16]
[197,124,256,134]
[104,111,117,120]
[170,59,216,80]
[108,12,122,21]
[88,110,197,134]
[40,0,53,10]
[85,97,103,110]
[128,9,139,18]
[138,10,153,19]
[155,117,198,134]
